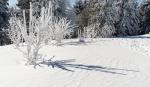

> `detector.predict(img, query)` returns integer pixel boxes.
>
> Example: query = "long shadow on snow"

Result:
[35,58,139,75]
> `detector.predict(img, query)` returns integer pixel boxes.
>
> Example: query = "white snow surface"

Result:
[1,35,150,87]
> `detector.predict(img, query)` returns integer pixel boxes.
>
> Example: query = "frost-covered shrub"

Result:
[8,1,73,65]
[52,18,74,45]
[8,16,23,47]
[101,23,116,38]
[84,24,97,38]
[9,2,54,65]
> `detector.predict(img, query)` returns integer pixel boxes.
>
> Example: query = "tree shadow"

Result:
[63,41,90,46]
[56,40,94,46]
[35,58,139,75]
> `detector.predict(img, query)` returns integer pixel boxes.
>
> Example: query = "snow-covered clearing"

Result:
[0,36,150,87]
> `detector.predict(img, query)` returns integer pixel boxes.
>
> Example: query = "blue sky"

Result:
[9,0,17,6]
[70,0,76,6]
[9,0,76,6]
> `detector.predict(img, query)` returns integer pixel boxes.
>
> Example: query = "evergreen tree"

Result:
[17,0,30,9]
[140,0,150,34]
[115,0,141,36]
[85,0,141,37]
[0,0,10,45]
[87,0,116,37]
[0,0,9,29]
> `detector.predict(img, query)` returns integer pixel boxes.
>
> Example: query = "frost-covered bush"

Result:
[83,24,97,38]
[8,1,73,65]
[8,2,54,65]
[52,18,74,45]
[8,16,23,47]
[101,23,116,38]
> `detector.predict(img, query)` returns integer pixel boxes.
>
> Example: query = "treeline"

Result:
[0,0,150,45]
[73,0,150,37]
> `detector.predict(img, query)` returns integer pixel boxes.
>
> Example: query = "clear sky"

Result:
[8,0,17,6]
[69,0,76,6]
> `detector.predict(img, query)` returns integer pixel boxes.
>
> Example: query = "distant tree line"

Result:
[73,0,150,37]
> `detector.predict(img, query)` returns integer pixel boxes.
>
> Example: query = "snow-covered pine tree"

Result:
[115,0,141,36]
[87,0,116,37]
[17,0,30,9]
[86,0,141,37]
[140,0,150,34]
[0,0,10,45]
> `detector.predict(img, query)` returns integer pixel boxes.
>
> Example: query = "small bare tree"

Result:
[8,1,73,65]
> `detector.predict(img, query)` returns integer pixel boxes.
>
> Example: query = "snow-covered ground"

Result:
[1,35,150,87]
